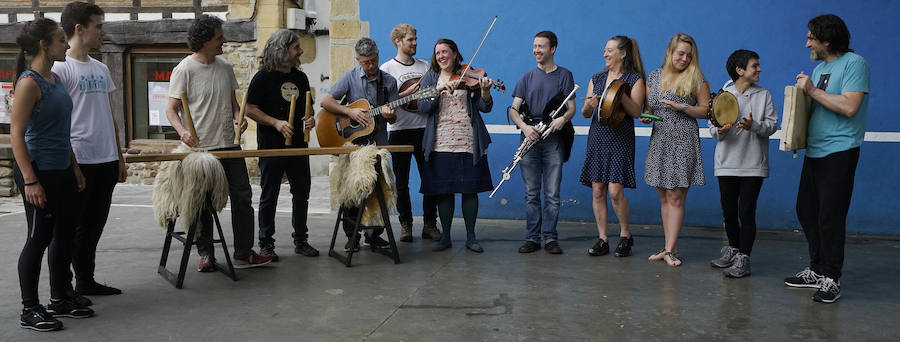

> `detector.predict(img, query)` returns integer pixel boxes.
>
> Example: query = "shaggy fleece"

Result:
[329,144,397,226]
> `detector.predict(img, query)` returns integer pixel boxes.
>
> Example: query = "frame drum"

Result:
[709,90,738,127]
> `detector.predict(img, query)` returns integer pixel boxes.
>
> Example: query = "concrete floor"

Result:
[0,182,898,341]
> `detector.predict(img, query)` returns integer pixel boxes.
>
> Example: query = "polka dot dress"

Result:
[644,68,705,189]
[580,70,641,188]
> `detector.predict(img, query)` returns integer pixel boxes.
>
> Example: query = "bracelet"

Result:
[23,180,39,186]
[682,104,689,112]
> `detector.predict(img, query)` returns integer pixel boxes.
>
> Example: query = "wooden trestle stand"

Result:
[124,145,414,287]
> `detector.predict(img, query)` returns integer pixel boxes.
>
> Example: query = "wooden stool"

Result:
[328,155,401,267]
[158,196,237,288]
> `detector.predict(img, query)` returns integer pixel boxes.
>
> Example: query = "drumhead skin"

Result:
[711,91,738,127]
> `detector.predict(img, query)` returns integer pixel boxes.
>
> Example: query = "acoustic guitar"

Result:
[316,87,439,147]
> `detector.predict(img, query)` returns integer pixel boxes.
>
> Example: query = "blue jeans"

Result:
[519,134,563,243]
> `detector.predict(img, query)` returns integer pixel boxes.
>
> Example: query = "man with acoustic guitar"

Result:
[320,37,398,252]
[507,31,576,255]
[380,24,441,243]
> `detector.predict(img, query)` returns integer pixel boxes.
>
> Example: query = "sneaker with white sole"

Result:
[20,305,63,331]
[784,267,824,288]
[47,298,94,319]
[723,253,751,278]
[710,246,738,268]
[813,277,841,303]
[233,250,272,269]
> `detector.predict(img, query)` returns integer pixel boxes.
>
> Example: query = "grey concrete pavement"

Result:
[0,180,899,341]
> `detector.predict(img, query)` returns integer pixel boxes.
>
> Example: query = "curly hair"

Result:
[261,29,300,72]
[61,1,104,38]
[390,24,415,47]
[808,14,853,54]
[187,15,223,52]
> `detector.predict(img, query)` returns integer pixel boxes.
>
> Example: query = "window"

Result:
[0,53,15,133]
[128,52,189,140]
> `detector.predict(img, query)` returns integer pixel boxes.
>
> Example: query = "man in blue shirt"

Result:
[320,38,397,252]
[783,14,870,304]
[508,31,576,255]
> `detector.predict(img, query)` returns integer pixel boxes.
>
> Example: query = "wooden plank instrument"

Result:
[124,146,414,163]
[234,92,248,145]
[285,94,298,146]
[316,87,439,147]
[779,85,811,157]
[490,85,579,198]
[303,91,313,143]
[179,91,199,145]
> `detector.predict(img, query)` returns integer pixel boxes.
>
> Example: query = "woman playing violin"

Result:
[417,38,494,253]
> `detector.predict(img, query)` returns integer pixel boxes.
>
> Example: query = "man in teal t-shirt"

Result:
[783,14,870,304]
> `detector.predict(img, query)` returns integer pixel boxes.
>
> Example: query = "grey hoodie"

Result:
[708,83,779,177]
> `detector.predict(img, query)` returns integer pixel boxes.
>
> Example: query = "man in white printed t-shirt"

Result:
[165,14,272,271]
[380,24,440,243]
[52,1,125,298]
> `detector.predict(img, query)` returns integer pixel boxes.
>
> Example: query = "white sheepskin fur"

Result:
[330,143,397,226]
[153,145,229,234]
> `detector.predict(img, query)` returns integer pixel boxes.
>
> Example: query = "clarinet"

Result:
[489,85,580,198]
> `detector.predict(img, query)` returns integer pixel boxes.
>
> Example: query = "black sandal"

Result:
[649,248,666,260]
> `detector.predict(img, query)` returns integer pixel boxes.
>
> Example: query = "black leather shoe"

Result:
[76,282,121,296]
[614,236,634,257]
[544,241,563,254]
[518,241,540,253]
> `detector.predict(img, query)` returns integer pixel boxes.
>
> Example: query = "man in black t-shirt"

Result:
[246,29,318,260]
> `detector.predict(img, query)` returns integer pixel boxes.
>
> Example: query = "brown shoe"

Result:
[399,222,413,243]
[422,221,442,241]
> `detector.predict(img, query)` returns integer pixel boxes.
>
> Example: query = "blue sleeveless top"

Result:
[18,70,73,170]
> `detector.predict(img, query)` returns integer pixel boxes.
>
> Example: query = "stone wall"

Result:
[0,145,15,197]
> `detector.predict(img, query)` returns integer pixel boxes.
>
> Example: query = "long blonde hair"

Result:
[661,33,706,99]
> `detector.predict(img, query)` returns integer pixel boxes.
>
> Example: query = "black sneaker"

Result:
[588,238,609,256]
[344,235,361,252]
[294,241,320,257]
[518,241,540,253]
[544,241,563,254]
[76,282,121,296]
[812,277,840,303]
[364,234,391,249]
[784,267,824,288]
[20,305,62,331]
[614,236,634,257]
[47,298,94,318]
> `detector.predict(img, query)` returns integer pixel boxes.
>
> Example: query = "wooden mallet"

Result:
[234,92,248,145]
[302,91,312,143]
[285,94,298,146]
[179,91,199,145]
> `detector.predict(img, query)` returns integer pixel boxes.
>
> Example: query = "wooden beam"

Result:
[124,146,415,163]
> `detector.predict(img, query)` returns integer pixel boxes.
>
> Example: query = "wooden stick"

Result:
[179,91,199,145]
[303,91,312,143]
[285,94,297,146]
[234,92,248,145]
[124,145,415,163]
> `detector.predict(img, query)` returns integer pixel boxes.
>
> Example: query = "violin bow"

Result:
[457,16,498,86]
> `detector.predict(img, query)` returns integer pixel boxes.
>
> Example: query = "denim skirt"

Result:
[420,152,493,195]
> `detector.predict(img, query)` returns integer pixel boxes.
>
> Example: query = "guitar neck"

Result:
[368,94,419,117]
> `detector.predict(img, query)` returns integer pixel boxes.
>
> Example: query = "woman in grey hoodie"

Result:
[708,49,778,278]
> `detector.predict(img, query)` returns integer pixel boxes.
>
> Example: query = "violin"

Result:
[449,64,506,93]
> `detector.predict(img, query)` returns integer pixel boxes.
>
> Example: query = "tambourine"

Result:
[597,79,629,127]
[708,80,738,128]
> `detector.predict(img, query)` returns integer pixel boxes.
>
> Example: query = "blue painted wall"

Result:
[357,0,900,234]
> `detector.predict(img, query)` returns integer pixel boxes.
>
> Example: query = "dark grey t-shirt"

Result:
[512,66,575,121]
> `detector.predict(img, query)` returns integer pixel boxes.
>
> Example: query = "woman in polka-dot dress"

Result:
[644,33,710,267]
[579,36,646,258]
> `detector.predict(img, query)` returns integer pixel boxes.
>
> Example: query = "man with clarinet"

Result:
[165,15,272,271]
[245,29,319,261]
